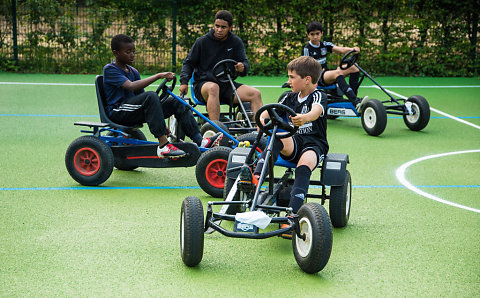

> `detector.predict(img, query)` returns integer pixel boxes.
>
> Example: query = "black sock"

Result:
[289,165,312,213]
[349,72,360,95]
[254,138,283,176]
[336,75,357,102]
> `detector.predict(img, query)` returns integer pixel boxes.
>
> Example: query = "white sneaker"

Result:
[355,96,369,113]
[157,143,186,159]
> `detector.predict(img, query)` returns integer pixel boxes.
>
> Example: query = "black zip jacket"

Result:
[180,29,249,85]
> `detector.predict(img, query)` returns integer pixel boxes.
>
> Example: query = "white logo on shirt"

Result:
[227,48,233,52]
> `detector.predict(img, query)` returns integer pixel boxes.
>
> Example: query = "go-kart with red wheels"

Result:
[180,103,352,274]
[282,50,430,136]
[65,76,201,186]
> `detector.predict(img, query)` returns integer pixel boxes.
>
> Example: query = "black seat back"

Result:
[95,75,140,130]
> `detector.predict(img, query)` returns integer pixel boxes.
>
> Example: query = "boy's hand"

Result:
[179,84,188,96]
[159,72,175,81]
[234,62,244,73]
[290,114,307,127]
[353,46,360,53]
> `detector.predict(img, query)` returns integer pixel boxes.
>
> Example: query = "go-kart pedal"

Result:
[280,215,294,240]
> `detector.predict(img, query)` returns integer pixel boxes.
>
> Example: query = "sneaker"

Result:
[280,215,294,239]
[355,96,369,113]
[200,132,223,148]
[157,143,186,159]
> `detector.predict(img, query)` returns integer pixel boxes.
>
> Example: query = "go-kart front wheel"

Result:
[65,136,114,186]
[361,99,387,136]
[329,170,352,228]
[196,146,232,198]
[292,203,333,274]
[180,196,204,267]
[403,95,430,131]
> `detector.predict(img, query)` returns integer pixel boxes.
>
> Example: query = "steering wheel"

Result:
[212,59,239,83]
[156,76,176,102]
[255,103,298,139]
[339,49,359,70]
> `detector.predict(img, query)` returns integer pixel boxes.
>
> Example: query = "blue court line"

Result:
[1,114,479,120]
[1,185,478,191]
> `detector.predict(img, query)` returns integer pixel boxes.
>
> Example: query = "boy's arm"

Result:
[122,72,175,92]
[289,104,323,127]
[332,45,360,55]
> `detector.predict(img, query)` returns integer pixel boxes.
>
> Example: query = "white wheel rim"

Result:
[203,129,216,138]
[295,217,313,258]
[406,102,420,123]
[363,107,377,129]
[346,180,351,216]
[180,211,185,253]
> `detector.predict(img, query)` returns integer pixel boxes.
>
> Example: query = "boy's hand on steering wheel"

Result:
[160,72,175,81]
[290,114,307,127]
[353,46,360,53]
[179,84,188,96]
[234,62,244,73]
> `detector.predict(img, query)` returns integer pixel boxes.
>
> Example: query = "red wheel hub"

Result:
[205,159,227,189]
[74,147,101,176]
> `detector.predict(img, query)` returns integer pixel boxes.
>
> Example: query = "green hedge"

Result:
[0,0,478,76]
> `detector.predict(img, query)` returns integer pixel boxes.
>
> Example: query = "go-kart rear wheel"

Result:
[180,196,204,267]
[200,120,230,147]
[65,136,114,186]
[361,99,387,136]
[106,129,146,171]
[403,95,430,131]
[292,203,333,274]
[196,146,232,198]
[329,170,352,228]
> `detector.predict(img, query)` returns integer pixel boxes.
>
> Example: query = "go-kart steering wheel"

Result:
[339,49,359,70]
[213,59,239,83]
[255,103,298,139]
[156,76,176,102]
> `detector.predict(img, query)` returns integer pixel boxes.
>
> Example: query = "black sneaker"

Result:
[157,143,186,159]
[201,132,223,148]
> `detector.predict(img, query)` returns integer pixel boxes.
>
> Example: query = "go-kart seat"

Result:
[95,75,142,130]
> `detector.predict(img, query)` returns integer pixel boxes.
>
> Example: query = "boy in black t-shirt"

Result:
[254,56,328,218]
[302,21,368,111]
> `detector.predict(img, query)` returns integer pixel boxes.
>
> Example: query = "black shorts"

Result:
[193,81,243,105]
[280,134,328,167]
[317,69,328,87]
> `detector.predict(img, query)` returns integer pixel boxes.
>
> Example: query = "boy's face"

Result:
[287,70,311,93]
[308,30,323,45]
[214,19,231,41]
[113,42,135,65]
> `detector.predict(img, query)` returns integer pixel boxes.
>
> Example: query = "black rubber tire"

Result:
[200,120,230,147]
[361,99,387,136]
[403,95,430,131]
[329,170,352,228]
[180,196,204,267]
[106,129,146,171]
[65,135,114,186]
[292,203,333,274]
[196,146,233,198]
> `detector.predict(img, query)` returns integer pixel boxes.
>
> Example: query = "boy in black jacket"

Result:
[179,10,263,120]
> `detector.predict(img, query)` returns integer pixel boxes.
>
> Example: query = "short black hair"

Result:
[215,10,233,26]
[111,34,133,51]
[306,21,323,34]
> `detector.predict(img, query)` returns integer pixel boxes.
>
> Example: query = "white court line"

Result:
[377,86,480,130]
[395,150,480,213]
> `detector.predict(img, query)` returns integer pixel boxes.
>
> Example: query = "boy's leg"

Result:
[200,82,221,120]
[349,71,360,95]
[289,150,318,213]
[235,84,263,117]
[323,70,357,102]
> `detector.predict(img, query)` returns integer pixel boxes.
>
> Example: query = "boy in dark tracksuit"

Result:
[103,34,222,158]
[179,10,263,120]
[254,56,329,236]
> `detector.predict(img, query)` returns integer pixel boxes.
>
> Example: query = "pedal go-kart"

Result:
[282,50,430,136]
[172,59,256,141]
[65,75,264,190]
[180,103,352,274]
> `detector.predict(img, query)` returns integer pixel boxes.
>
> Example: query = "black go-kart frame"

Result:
[180,103,352,274]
